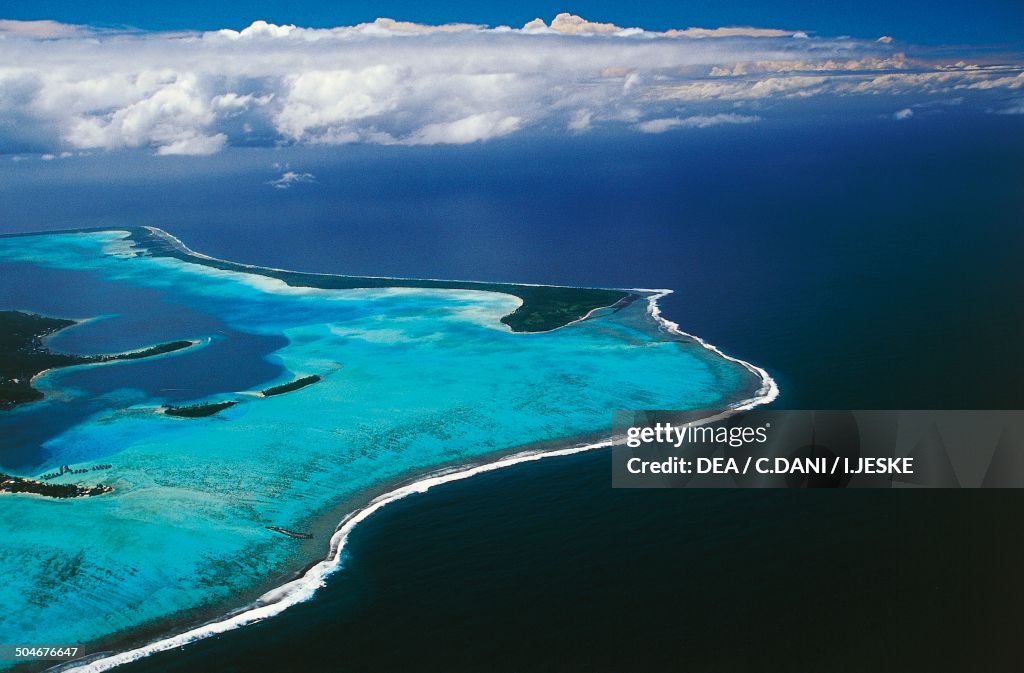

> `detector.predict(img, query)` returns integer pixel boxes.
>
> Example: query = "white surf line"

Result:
[58,439,613,673]
[140,226,652,335]
[56,264,778,673]
[141,226,630,292]
[139,227,655,337]
[640,288,779,410]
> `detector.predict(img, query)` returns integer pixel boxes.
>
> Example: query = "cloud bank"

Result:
[0,14,1021,156]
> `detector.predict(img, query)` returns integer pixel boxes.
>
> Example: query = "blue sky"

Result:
[2,0,1022,44]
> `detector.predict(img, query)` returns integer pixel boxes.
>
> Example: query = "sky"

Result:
[1,0,1022,45]
[1,4,1022,158]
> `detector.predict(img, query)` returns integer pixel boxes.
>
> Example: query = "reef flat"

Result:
[126,227,631,332]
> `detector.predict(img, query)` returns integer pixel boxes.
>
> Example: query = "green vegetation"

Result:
[111,340,193,361]
[261,375,321,397]
[498,285,630,331]
[1,311,85,409]
[0,310,195,411]
[164,400,237,417]
[127,227,635,333]
[0,472,112,498]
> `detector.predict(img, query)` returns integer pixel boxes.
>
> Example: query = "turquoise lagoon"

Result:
[0,231,766,666]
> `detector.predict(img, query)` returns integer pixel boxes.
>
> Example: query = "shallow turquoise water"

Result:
[0,231,758,659]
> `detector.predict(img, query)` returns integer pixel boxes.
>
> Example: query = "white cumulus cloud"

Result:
[0,15,1019,156]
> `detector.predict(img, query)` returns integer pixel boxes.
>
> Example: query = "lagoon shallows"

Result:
[0,229,770,669]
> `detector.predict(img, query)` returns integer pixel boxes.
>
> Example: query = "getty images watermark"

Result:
[612,410,1024,488]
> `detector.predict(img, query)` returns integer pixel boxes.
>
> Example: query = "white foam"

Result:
[144,226,625,293]
[61,439,612,673]
[60,274,777,673]
[642,288,779,410]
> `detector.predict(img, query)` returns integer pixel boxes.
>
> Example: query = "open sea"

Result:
[2,112,1023,671]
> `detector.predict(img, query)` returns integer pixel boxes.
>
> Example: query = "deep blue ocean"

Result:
[3,112,1023,670]
[6,114,1021,409]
